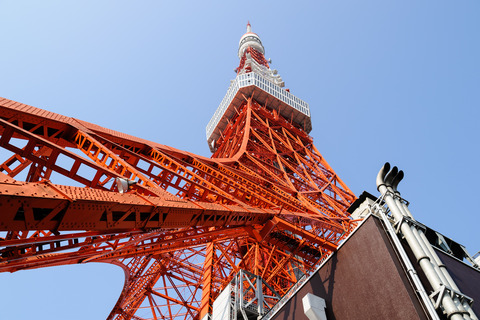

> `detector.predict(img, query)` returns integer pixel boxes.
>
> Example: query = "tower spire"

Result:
[238,22,265,59]
[207,25,302,152]
[235,23,286,90]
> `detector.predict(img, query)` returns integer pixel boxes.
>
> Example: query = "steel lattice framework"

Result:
[0,25,357,320]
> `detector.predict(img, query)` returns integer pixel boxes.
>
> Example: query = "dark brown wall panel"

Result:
[270,216,428,320]
[436,250,480,315]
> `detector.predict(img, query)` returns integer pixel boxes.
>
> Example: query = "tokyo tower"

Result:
[0,23,356,320]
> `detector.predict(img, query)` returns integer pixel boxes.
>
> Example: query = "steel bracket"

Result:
[429,284,474,311]
[394,215,426,234]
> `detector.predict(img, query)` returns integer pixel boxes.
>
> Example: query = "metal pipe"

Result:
[398,200,478,320]
[388,181,473,319]
[373,199,440,319]
[391,170,404,194]
[396,200,471,319]
[386,165,476,319]
[390,193,456,288]
[390,171,413,219]
[376,163,469,320]
[384,166,398,187]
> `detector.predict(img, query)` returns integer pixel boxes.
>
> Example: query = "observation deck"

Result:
[206,71,312,152]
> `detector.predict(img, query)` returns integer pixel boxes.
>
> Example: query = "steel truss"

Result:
[0,95,356,320]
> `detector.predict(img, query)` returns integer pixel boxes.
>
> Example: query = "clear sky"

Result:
[0,1,479,319]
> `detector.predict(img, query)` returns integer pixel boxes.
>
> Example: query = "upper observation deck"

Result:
[206,71,311,152]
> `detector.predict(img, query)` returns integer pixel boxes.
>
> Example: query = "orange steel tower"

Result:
[0,24,357,320]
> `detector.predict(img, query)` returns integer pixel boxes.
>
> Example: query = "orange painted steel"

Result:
[236,47,270,74]
[0,91,356,320]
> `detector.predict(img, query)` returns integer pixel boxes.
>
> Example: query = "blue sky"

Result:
[0,1,479,319]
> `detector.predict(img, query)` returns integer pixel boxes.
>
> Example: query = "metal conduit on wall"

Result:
[376,163,478,320]
[396,200,477,319]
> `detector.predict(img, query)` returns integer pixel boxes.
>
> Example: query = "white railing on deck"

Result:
[206,72,310,141]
